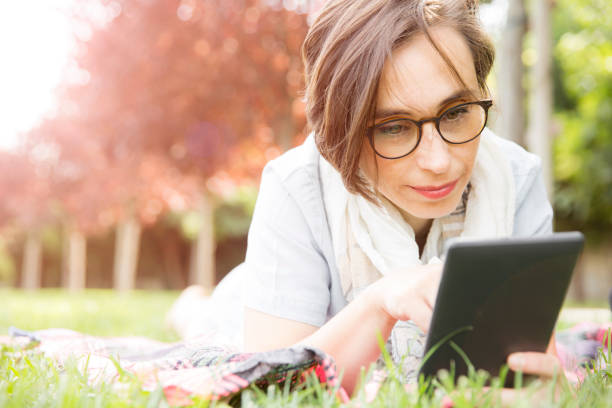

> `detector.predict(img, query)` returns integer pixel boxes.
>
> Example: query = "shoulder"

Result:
[244,135,333,326]
[482,129,553,236]
[255,133,329,246]
[483,129,545,200]
[264,134,321,187]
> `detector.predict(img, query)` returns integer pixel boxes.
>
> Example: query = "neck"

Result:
[399,208,432,255]
[375,192,433,242]
[400,210,432,239]
[374,192,433,252]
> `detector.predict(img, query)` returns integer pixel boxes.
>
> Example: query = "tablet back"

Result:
[419,232,584,386]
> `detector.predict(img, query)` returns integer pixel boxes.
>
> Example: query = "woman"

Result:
[230,0,560,395]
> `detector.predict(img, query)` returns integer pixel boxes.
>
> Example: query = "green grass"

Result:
[1,289,611,407]
[0,289,181,342]
[563,299,609,309]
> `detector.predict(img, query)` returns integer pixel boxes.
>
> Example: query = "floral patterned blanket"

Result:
[4,327,348,405]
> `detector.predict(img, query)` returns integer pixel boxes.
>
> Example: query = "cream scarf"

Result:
[319,128,516,381]
[320,128,515,301]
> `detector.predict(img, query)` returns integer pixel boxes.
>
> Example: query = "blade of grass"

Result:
[418,325,473,372]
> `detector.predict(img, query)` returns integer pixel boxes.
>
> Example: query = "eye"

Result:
[443,106,469,121]
[379,124,405,135]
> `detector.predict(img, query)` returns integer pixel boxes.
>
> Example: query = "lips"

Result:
[409,179,459,200]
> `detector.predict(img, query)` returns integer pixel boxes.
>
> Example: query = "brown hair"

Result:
[302,0,494,200]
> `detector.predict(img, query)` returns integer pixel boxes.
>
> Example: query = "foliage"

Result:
[213,186,258,242]
[0,0,308,235]
[171,185,257,243]
[0,150,54,230]
[552,0,612,232]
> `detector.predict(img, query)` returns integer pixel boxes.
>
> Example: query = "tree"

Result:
[0,144,55,289]
[527,0,554,200]
[552,0,612,232]
[38,0,309,289]
[496,0,527,145]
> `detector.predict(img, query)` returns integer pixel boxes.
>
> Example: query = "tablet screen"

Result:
[419,232,584,387]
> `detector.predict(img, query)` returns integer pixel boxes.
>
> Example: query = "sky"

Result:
[0,1,75,151]
[0,0,507,152]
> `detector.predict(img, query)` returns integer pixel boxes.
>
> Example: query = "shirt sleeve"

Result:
[512,156,554,237]
[242,163,331,327]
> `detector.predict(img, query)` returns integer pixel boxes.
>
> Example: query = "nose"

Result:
[414,122,451,174]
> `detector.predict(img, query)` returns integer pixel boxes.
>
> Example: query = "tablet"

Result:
[418,231,584,387]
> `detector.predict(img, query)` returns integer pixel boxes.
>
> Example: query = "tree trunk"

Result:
[497,0,526,145]
[189,191,215,291]
[162,234,186,290]
[276,115,295,152]
[62,225,87,291]
[113,214,142,292]
[21,231,42,290]
[527,0,554,200]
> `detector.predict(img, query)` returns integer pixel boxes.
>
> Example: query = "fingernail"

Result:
[509,354,524,369]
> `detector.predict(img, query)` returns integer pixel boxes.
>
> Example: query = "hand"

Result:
[443,347,569,407]
[368,263,443,333]
[494,335,569,406]
[507,352,562,381]
[507,333,567,386]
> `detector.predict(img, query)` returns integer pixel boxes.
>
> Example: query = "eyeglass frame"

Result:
[367,99,493,160]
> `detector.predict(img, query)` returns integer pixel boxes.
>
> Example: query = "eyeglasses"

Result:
[367,99,493,160]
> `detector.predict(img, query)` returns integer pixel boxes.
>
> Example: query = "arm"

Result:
[244,308,319,351]
[296,285,396,394]
[241,152,406,379]
[244,289,395,394]
[245,264,443,395]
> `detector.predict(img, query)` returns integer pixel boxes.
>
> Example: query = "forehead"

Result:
[376,25,479,116]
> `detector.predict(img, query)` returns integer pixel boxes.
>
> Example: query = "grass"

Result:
[1,289,611,407]
[562,299,609,309]
[0,289,181,342]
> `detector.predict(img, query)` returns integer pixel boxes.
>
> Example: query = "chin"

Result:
[400,191,463,219]
[408,205,456,220]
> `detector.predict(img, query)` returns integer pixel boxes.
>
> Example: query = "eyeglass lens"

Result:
[371,102,487,159]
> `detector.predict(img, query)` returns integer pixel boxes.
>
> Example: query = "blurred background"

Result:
[0,0,610,304]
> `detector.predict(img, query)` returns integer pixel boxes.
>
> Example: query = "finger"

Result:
[406,297,433,333]
[507,352,561,377]
[546,332,558,355]
[420,264,443,307]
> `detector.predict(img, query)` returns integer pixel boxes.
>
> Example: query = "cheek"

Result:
[359,142,408,192]
[359,141,379,184]
[371,157,414,199]
[457,141,480,175]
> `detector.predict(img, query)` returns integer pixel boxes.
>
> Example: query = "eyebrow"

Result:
[374,88,479,120]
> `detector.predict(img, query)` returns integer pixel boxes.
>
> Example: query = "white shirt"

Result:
[213,130,553,345]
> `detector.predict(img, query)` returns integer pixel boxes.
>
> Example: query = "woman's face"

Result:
[360,25,483,227]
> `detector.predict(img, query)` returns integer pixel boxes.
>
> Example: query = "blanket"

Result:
[4,327,347,406]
